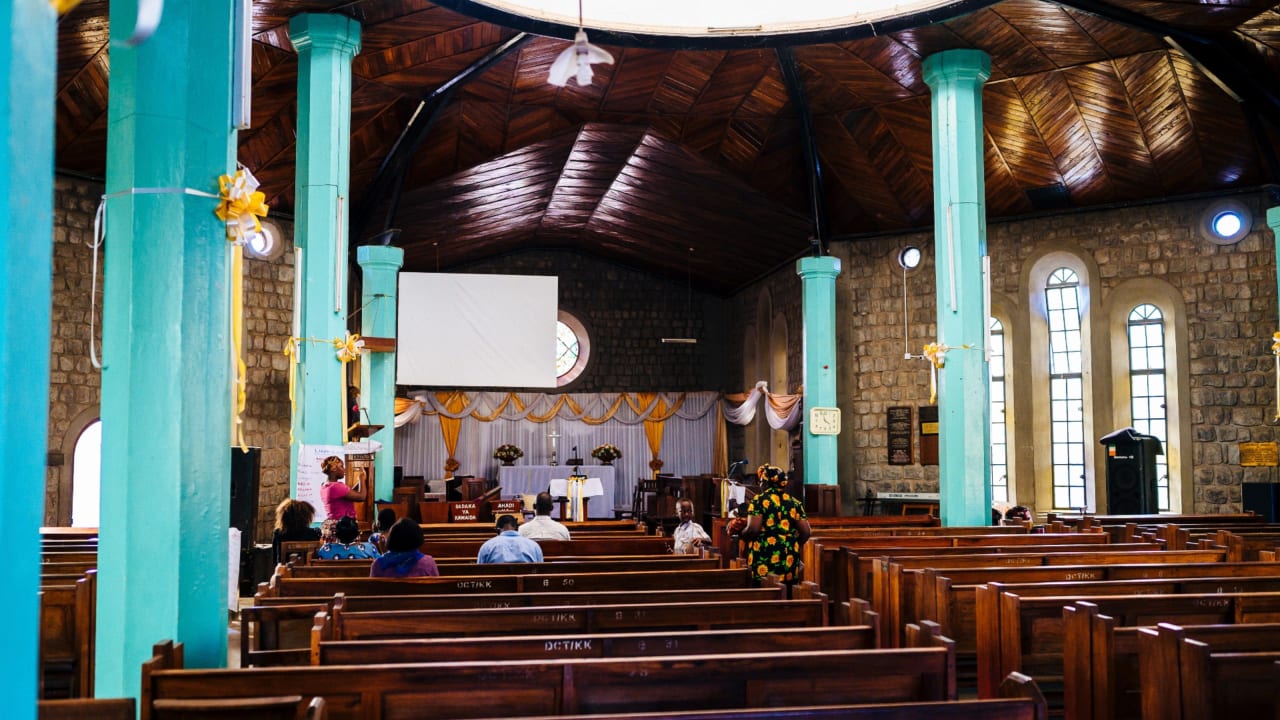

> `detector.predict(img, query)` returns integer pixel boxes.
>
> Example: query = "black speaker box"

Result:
[230,447,261,547]
[1244,483,1280,523]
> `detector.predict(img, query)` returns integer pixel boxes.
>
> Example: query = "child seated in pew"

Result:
[316,517,381,560]
[673,498,712,554]
[370,518,439,577]
[368,508,397,551]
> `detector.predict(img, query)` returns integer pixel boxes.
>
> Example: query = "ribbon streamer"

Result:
[217,168,269,453]
[51,0,85,14]
[1272,332,1280,420]
[335,333,364,363]
[568,475,588,522]
[283,337,300,444]
[921,342,975,405]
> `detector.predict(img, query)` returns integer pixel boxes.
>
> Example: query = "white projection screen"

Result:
[397,272,558,388]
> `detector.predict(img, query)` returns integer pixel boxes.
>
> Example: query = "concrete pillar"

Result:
[289,14,361,491]
[357,245,403,499]
[923,49,992,527]
[97,0,237,699]
[797,256,842,486]
[0,2,55,715]
[1270,207,1280,307]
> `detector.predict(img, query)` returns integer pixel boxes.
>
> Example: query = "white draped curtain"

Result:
[721,380,803,431]
[395,391,721,512]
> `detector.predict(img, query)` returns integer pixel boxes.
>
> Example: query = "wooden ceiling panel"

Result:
[649,51,726,115]
[840,36,927,96]
[982,81,1063,189]
[1061,62,1161,198]
[51,0,1280,293]
[816,113,909,230]
[1014,70,1112,205]
[599,49,671,115]
[1167,50,1260,187]
[1114,51,1204,191]
[989,0,1107,68]
[797,44,916,106]
[946,7,1056,77]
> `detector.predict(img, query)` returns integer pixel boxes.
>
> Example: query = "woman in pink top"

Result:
[319,455,366,523]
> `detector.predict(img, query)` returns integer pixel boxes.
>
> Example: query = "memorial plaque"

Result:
[919,406,939,466]
[887,406,914,465]
[1241,442,1280,467]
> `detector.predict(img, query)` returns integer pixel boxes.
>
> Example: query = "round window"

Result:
[556,311,590,387]
[1199,199,1251,245]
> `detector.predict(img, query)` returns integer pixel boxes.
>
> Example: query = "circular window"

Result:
[1199,199,1251,245]
[556,310,590,387]
[245,219,286,260]
[898,246,922,271]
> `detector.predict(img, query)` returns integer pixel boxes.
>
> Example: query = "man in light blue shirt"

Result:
[477,514,544,563]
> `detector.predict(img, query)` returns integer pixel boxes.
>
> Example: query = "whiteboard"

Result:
[397,273,558,388]
[297,443,346,523]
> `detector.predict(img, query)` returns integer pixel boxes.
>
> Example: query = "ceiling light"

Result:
[547,1,614,87]
[898,246,922,271]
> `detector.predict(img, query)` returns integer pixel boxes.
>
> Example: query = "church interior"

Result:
[14,0,1280,717]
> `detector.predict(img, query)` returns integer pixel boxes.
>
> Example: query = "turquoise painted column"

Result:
[1269,207,1280,307]
[797,256,842,486]
[923,49,992,527]
[1,2,55,716]
[357,245,404,500]
[290,15,361,491]
[97,0,237,699]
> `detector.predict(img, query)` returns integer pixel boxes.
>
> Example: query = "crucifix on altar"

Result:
[547,429,561,466]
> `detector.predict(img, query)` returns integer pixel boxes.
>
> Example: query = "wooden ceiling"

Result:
[54,0,1280,295]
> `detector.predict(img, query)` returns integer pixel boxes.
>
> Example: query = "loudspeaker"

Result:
[230,447,261,547]
[394,465,404,488]
[1101,430,1160,514]
[1244,483,1280,522]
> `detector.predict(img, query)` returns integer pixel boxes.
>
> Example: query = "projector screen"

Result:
[397,272,558,388]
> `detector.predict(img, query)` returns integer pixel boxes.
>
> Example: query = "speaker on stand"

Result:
[1100,428,1162,514]
[230,447,262,597]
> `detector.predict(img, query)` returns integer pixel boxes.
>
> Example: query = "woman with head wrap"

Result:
[740,464,811,584]
[370,518,439,578]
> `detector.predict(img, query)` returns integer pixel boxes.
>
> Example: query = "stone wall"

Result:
[731,192,1278,514]
[450,250,730,393]
[44,174,296,540]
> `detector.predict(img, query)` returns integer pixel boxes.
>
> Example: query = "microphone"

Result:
[362,407,373,426]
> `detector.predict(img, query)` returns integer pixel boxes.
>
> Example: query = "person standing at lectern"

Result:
[347,385,361,428]
[319,455,366,539]
[519,492,571,540]
[478,515,544,563]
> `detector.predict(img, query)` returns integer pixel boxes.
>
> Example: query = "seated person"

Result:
[477,514,543,563]
[315,516,381,560]
[271,498,321,565]
[369,508,397,550]
[1004,505,1032,524]
[672,498,711,554]
[518,491,571,540]
[370,518,439,577]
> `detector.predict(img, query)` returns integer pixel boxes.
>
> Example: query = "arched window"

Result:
[71,419,102,528]
[555,310,590,387]
[989,316,1008,504]
[1045,268,1086,510]
[1127,304,1170,510]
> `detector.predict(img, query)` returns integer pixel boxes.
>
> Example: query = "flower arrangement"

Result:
[591,443,622,463]
[493,444,524,464]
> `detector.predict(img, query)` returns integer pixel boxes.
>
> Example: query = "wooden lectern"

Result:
[345,424,384,528]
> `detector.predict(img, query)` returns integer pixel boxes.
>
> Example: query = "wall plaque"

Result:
[919,406,939,466]
[1241,442,1279,467]
[887,406,913,465]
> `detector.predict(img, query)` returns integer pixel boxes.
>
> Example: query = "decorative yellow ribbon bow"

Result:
[216,169,270,243]
[335,333,364,363]
[921,342,973,404]
[216,167,270,453]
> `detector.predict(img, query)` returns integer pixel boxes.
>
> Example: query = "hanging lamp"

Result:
[547,0,614,87]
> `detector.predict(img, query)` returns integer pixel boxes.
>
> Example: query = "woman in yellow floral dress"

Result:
[741,464,811,584]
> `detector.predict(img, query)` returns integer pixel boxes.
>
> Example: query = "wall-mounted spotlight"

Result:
[898,245,922,271]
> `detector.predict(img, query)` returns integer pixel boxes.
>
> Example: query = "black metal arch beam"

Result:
[350,32,531,249]
[776,46,828,257]
[1053,0,1280,131]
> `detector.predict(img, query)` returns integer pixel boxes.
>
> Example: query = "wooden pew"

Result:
[281,555,705,579]
[1138,621,1280,720]
[315,624,877,665]
[144,634,958,720]
[38,699,134,720]
[420,536,675,557]
[419,520,644,535]
[312,598,831,643]
[976,590,1280,706]
[39,570,96,699]
[241,586,792,667]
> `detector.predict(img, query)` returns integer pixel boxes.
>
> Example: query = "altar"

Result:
[497,465,618,519]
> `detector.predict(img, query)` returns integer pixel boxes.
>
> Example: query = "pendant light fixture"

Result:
[547,0,614,87]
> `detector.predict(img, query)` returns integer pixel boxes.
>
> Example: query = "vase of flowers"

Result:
[493,444,523,466]
[591,443,622,465]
